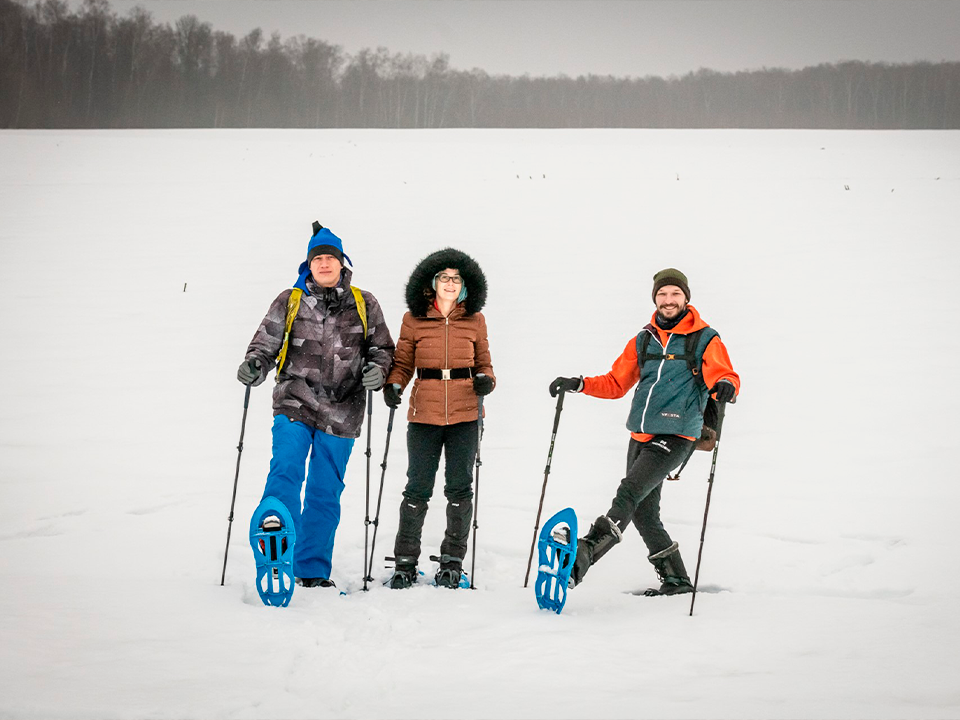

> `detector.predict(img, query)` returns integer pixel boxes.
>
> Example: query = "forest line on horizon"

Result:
[3,0,958,129]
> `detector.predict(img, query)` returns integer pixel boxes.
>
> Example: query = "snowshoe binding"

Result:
[430,554,470,589]
[385,556,419,589]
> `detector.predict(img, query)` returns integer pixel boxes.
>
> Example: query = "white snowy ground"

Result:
[1,129,958,719]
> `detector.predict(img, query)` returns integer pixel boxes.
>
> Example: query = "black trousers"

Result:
[607,435,695,556]
[393,421,479,564]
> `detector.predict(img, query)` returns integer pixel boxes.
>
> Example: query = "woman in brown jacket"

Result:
[382,248,495,589]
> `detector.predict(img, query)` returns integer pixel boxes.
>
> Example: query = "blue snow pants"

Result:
[261,415,355,580]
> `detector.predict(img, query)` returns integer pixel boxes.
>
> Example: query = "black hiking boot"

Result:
[431,554,464,589]
[439,500,473,566]
[297,577,336,588]
[570,515,623,587]
[643,542,693,596]
[386,556,418,589]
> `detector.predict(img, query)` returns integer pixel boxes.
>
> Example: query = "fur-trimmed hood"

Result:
[405,248,487,317]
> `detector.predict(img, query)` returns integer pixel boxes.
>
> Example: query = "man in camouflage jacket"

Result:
[238,224,394,587]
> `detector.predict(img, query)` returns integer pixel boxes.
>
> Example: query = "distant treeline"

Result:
[3,0,959,129]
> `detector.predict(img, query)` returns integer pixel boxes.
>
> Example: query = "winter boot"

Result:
[439,499,473,563]
[386,556,419,589]
[643,542,693,596]
[392,497,429,566]
[258,515,288,557]
[571,515,623,587]
[432,554,464,589]
[298,577,336,588]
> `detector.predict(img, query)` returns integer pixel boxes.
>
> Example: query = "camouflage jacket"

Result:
[244,268,395,438]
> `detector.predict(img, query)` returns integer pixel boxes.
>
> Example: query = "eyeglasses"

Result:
[435,273,463,285]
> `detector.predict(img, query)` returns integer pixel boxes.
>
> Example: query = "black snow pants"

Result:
[607,435,695,556]
[393,420,478,566]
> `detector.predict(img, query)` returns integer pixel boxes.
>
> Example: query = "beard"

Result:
[655,304,689,330]
[657,302,684,319]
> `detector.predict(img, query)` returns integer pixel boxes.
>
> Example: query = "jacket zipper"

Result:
[640,332,671,432]
[444,316,450,424]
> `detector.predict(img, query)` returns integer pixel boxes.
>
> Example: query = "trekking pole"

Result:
[364,405,396,587]
[523,390,565,587]
[469,396,484,589]
[221,384,252,586]
[689,401,727,616]
[362,389,374,591]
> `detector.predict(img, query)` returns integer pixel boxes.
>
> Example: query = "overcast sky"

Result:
[85,0,960,78]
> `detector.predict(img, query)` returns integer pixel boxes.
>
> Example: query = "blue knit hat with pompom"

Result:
[295,221,352,292]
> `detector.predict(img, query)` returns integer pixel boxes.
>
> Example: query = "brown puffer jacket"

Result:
[385,247,495,426]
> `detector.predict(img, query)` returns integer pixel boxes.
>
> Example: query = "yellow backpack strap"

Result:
[351,285,368,339]
[275,288,303,380]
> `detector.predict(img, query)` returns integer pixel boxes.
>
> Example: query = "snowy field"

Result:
[1,128,958,719]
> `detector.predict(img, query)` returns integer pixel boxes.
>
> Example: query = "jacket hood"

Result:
[405,248,487,317]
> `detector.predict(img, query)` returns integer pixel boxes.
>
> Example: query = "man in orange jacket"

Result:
[549,268,740,595]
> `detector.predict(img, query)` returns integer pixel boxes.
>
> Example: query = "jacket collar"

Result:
[645,304,709,340]
[427,301,466,321]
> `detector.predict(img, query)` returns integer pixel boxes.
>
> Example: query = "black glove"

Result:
[237,358,262,385]
[361,363,385,391]
[549,376,583,397]
[383,383,402,409]
[710,379,736,403]
[473,373,495,396]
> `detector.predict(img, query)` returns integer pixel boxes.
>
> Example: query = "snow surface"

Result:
[1,129,958,719]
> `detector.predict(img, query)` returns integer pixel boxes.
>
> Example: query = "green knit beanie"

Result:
[652,268,690,303]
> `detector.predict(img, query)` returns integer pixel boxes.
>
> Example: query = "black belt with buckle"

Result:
[416,368,474,380]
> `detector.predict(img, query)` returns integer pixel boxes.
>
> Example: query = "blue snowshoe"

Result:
[249,497,296,607]
[535,507,578,614]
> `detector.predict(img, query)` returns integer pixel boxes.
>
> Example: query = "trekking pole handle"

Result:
[713,399,727,441]
[543,389,565,474]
